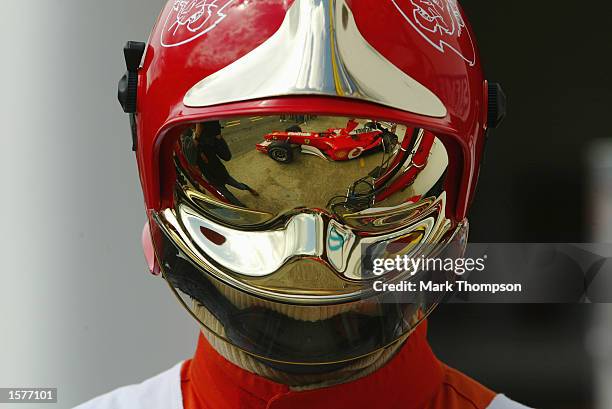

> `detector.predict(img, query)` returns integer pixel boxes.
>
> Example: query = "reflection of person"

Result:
[193,121,258,207]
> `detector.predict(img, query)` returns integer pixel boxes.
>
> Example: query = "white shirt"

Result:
[74,362,531,409]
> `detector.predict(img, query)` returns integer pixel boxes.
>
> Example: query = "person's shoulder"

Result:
[487,395,533,409]
[432,364,532,409]
[73,361,184,409]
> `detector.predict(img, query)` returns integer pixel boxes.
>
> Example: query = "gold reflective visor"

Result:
[155,115,456,301]
[151,114,465,364]
[173,115,449,223]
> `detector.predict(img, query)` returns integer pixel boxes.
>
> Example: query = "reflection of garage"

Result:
[203,115,447,215]
[222,116,390,214]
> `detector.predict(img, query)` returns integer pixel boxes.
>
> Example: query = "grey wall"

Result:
[0,1,198,408]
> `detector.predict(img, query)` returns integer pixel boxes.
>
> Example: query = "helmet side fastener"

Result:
[117,41,146,150]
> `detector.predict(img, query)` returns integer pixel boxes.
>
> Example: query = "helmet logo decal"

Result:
[161,0,235,48]
[391,0,476,66]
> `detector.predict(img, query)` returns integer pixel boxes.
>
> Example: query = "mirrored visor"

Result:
[172,115,450,224]
[162,114,458,296]
[152,114,465,364]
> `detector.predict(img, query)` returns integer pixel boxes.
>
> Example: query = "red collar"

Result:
[183,322,444,409]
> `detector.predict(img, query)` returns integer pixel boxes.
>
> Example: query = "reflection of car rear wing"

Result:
[345,119,359,133]
[300,145,328,161]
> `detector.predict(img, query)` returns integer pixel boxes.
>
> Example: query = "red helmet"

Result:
[118,0,505,368]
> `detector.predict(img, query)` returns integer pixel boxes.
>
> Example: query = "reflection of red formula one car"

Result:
[255,119,398,163]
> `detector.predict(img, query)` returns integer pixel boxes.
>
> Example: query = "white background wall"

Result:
[0,1,198,408]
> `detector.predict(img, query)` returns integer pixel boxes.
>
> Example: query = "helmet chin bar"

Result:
[160,257,424,369]
[152,212,466,366]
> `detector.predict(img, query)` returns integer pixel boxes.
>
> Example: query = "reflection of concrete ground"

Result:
[223,116,388,214]
[221,116,280,157]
